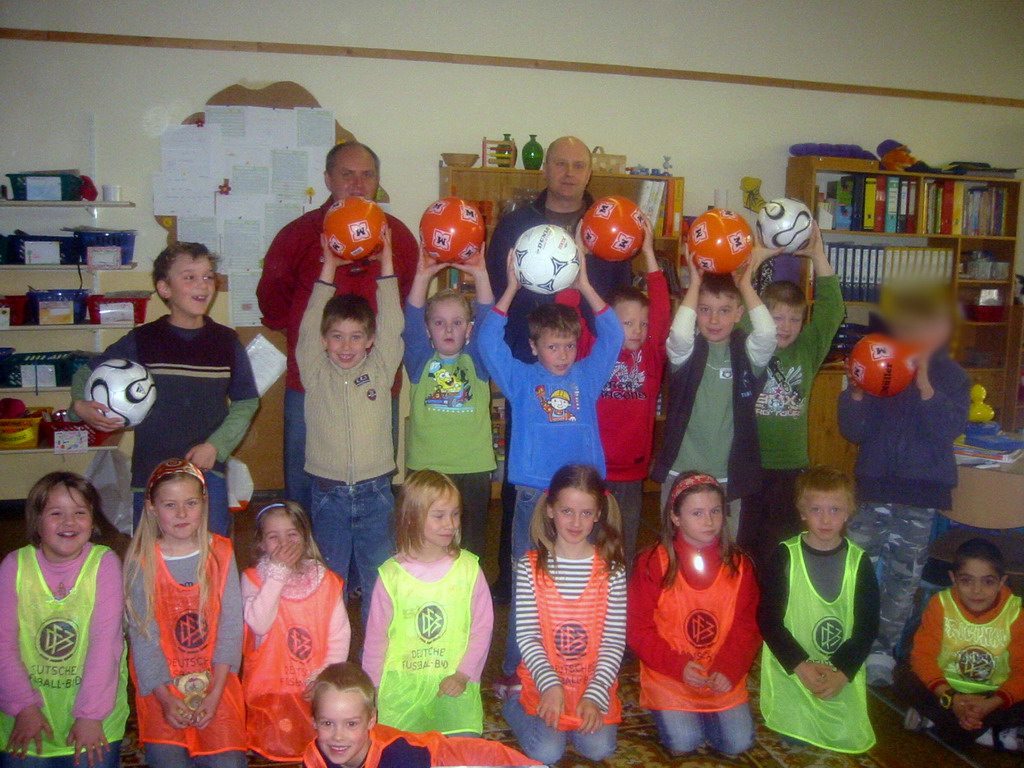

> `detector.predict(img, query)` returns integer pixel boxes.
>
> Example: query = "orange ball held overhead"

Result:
[419,197,486,263]
[846,333,919,397]
[323,197,386,261]
[687,208,753,274]
[580,196,646,262]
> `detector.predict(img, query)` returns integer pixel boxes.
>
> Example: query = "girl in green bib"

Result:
[0,472,128,768]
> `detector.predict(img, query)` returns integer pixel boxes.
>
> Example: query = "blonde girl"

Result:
[241,500,349,762]
[363,470,492,736]
[503,463,626,765]
[123,459,245,768]
[627,471,760,757]
[0,472,128,768]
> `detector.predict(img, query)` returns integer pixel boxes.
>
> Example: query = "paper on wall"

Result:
[161,124,223,178]
[205,105,246,139]
[230,165,270,196]
[152,173,216,217]
[175,216,219,250]
[244,106,296,148]
[222,219,264,270]
[245,333,288,396]
[271,149,311,199]
[295,107,335,147]
[228,269,264,327]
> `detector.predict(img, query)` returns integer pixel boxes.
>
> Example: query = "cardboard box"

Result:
[949,462,1024,529]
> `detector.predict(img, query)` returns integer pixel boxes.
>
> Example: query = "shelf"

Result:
[0,435,122,456]
[0,386,71,394]
[0,201,135,209]
[822,229,1015,241]
[962,321,1008,327]
[3,323,136,331]
[0,263,137,271]
[962,367,1006,373]
[957,279,1013,286]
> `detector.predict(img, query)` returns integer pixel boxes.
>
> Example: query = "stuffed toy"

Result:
[877,140,939,173]
[789,143,877,160]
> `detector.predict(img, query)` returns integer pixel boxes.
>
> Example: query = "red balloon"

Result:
[688,209,753,274]
[323,197,386,261]
[846,333,918,397]
[419,197,485,263]
[580,196,646,262]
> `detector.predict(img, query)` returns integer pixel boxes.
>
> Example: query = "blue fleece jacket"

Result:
[838,348,970,509]
[478,304,624,489]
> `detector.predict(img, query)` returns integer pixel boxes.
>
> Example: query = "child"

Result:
[566,220,670,567]
[363,470,493,736]
[503,464,627,765]
[740,224,845,569]
[651,246,776,539]
[242,500,349,762]
[0,473,128,768]
[478,245,624,685]
[303,662,537,768]
[628,471,761,757]
[124,459,246,768]
[402,251,496,558]
[838,286,970,685]
[758,466,880,753]
[298,231,403,625]
[71,242,259,535]
[898,537,1024,751]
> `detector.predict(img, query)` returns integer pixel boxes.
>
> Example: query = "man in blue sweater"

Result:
[838,293,970,687]
[479,245,623,693]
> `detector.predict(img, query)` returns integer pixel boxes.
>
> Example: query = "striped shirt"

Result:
[514,552,627,713]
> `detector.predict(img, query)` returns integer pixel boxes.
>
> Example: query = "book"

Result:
[862,176,877,230]
[873,175,886,232]
[639,180,665,230]
[851,175,866,232]
[951,181,965,234]
[885,176,900,233]
[940,180,954,234]
[906,181,918,233]
[835,176,854,230]
[897,179,910,232]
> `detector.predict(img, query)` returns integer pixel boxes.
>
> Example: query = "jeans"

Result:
[132,467,230,536]
[0,742,121,768]
[311,473,395,626]
[651,703,755,755]
[502,695,617,764]
[607,479,643,571]
[283,388,314,513]
[502,485,545,676]
[448,470,494,561]
[142,744,247,768]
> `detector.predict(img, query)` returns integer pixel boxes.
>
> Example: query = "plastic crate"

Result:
[72,230,136,266]
[0,351,91,388]
[26,289,89,324]
[40,409,110,447]
[0,408,49,449]
[4,234,82,265]
[0,295,28,325]
[6,173,82,201]
[86,294,149,324]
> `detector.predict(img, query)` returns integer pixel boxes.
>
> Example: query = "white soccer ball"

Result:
[756,197,813,254]
[513,224,580,295]
[85,359,157,427]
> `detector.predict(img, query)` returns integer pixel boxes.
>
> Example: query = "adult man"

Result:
[258,142,417,512]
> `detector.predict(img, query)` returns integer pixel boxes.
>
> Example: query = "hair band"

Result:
[256,502,289,521]
[669,473,720,509]
[146,458,207,499]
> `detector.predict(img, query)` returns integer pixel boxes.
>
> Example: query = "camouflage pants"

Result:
[847,502,937,658]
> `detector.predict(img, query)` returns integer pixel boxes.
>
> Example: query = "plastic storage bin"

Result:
[40,409,110,447]
[6,173,82,201]
[0,408,49,449]
[72,230,137,265]
[86,294,149,324]
[0,351,91,388]
[26,289,89,324]
[0,295,28,325]
[4,234,82,265]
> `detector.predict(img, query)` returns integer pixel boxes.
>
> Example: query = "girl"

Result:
[503,464,626,765]
[363,470,492,736]
[123,459,245,768]
[0,473,128,768]
[627,471,761,757]
[242,500,349,762]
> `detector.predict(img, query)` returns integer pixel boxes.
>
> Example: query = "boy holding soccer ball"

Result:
[478,242,623,693]
[71,242,258,535]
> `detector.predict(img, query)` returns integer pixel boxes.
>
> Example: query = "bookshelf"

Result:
[786,156,1021,471]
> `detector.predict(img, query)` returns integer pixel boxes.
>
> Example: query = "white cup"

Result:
[101,184,122,202]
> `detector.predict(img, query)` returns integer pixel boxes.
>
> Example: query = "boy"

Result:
[563,220,669,566]
[402,250,495,558]
[298,231,402,625]
[72,242,258,535]
[478,245,623,689]
[898,537,1024,752]
[304,663,536,768]
[838,287,970,686]
[740,223,845,570]
[758,466,880,754]
[651,245,775,537]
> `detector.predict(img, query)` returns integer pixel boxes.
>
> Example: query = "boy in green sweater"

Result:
[738,224,845,570]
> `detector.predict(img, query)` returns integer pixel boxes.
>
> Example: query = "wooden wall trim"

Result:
[4,26,1023,109]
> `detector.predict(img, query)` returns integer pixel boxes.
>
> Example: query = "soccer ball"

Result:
[756,197,813,254]
[419,197,485,263]
[85,359,157,427]
[513,224,579,295]
[323,197,386,261]
[688,209,752,274]
[580,196,645,262]
[846,334,917,397]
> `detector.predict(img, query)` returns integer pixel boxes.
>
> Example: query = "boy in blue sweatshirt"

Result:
[479,244,624,691]
[838,289,970,686]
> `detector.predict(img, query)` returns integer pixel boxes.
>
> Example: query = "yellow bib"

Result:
[937,589,1021,694]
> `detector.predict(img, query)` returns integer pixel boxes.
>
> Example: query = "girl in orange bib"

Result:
[628,472,761,757]
[124,459,246,768]
[503,464,627,765]
[242,500,349,762]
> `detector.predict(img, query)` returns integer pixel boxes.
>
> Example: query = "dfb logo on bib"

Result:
[175,611,209,652]
[38,618,78,661]
[288,626,313,662]
[553,621,589,660]
[416,603,446,644]
[957,646,996,683]
[813,616,844,656]
[685,610,718,648]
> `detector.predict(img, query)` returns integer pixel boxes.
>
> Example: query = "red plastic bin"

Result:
[0,295,28,325]
[86,295,150,325]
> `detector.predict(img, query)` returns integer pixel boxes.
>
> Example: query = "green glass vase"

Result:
[522,135,543,170]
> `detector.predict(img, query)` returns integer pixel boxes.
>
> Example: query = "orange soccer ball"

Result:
[323,197,386,261]
[687,209,753,274]
[846,333,918,397]
[419,197,485,263]
[580,196,646,262]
